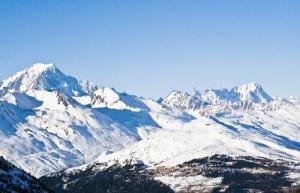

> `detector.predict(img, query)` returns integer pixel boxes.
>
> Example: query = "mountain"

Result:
[0,63,85,96]
[0,90,140,177]
[94,101,300,165]
[0,64,153,177]
[43,95,300,192]
[162,82,284,115]
[0,63,186,177]
[90,87,150,111]
[0,156,52,193]
[74,86,150,111]
[41,81,300,192]
[1,63,300,192]
[232,82,273,103]
[79,80,98,94]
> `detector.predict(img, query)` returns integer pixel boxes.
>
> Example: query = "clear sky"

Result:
[0,0,299,99]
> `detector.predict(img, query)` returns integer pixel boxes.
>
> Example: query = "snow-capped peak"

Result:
[30,63,56,73]
[90,87,149,111]
[79,80,98,94]
[162,83,275,114]
[233,82,272,103]
[1,63,85,96]
[236,82,262,91]
[162,90,202,111]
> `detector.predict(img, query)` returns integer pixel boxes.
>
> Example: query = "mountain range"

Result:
[0,63,300,192]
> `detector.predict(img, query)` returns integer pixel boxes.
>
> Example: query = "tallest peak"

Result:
[29,63,56,73]
[234,82,272,103]
[32,63,55,67]
[1,63,84,96]
[237,82,263,90]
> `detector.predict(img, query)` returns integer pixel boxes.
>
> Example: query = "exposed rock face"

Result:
[79,80,98,94]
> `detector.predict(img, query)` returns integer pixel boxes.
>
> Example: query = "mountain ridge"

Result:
[1,63,300,192]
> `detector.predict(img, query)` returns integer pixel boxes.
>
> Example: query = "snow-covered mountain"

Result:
[0,63,184,177]
[1,63,300,192]
[90,87,149,110]
[0,63,85,96]
[49,94,300,192]
[79,80,98,94]
[162,82,287,115]
[94,102,300,166]
[74,86,150,111]
[0,89,141,177]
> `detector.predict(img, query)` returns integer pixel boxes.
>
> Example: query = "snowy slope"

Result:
[0,63,183,177]
[62,92,300,170]
[56,83,300,192]
[94,101,300,167]
[0,90,140,177]
[73,86,193,138]
[56,95,300,192]
[1,62,300,190]
[74,86,145,110]
[0,64,157,177]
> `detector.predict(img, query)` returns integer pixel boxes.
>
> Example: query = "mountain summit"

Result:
[232,82,273,103]
[0,63,84,96]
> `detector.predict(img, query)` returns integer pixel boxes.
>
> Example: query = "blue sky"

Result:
[0,0,299,98]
